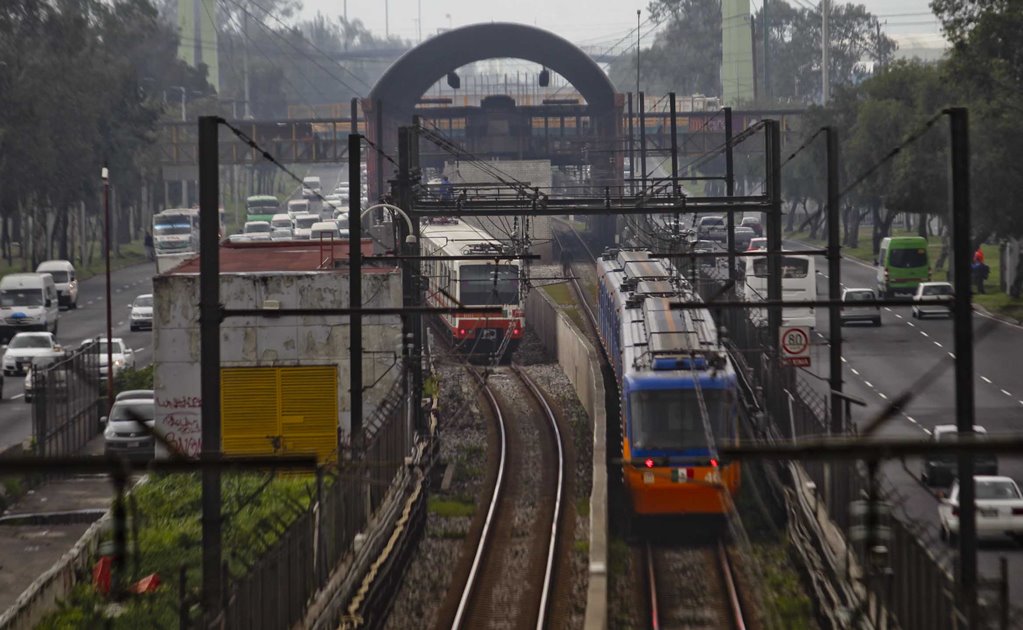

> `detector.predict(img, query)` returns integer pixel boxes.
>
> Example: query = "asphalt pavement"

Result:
[0,262,157,451]
[796,245,1023,604]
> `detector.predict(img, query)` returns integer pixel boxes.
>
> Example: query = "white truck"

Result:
[153,209,198,274]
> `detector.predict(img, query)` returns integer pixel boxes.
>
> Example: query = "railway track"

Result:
[449,364,565,630]
[646,540,747,630]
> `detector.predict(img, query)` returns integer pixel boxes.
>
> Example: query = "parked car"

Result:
[912,282,954,319]
[129,294,153,332]
[2,332,60,375]
[840,288,881,327]
[116,389,154,402]
[103,397,156,460]
[81,337,135,381]
[24,353,65,403]
[939,476,1023,544]
[923,424,997,487]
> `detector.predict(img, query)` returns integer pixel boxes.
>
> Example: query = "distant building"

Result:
[152,240,402,462]
[720,0,755,106]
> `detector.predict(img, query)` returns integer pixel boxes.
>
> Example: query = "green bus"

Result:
[245,195,281,223]
[876,236,930,296]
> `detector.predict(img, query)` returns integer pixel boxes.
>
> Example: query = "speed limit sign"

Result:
[779,326,811,367]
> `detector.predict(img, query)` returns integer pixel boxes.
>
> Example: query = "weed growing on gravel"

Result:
[428,497,476,518]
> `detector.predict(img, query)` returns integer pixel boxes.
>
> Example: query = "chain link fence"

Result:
[31,340,102,457]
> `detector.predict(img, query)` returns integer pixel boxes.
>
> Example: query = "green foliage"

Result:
[114,365,154,394]
[35,472,317,628]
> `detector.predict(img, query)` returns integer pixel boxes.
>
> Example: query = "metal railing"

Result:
[31,340,102,457]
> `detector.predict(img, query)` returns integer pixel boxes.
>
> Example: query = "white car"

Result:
[939,476,1023,543]
[129,294,153,332]
[243,221,272,241]
[3,332,60,375]
[912,281,954,319]
[82,337,135,381]
[24,353,65,403]
[270,213,294,231]
[270,227,293,241]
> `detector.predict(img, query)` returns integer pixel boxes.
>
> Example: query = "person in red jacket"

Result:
[974,247,985,264]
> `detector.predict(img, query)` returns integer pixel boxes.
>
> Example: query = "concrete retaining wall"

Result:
[525,289,607,630]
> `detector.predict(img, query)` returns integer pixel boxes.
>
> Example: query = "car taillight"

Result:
[1013,508,1023,516]
[710,458,719,468]
[644,458,654,469]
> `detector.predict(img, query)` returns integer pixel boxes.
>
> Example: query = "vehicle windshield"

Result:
[271,219,292,228]
[974,480,1021,500]
[288,202,309,212]
[889,248,928,268]
[702,217,724,226]
[923,284,953,296]
[43,270,69,282]
[295,217,318,229]
[9,335,51,349]
[459,264,519,305]
[154,217,192,235]
[246,199,278,213]
[109,401,155,423]
[90,340,124,355]
[245,223,271,233]
[1,289,43,307]
[845,291,874,302]
[752,256,809,278]
[629,389,729,450]
[134,296,153,307]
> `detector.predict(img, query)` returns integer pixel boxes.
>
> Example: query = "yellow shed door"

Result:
[221,366,339,463]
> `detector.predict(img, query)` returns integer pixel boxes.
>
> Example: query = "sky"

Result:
[308,0,946,52]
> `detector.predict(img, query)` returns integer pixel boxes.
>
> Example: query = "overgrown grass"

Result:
[427,496,475,518]
[36,472,317,628]
[0,239,149,281]
[541,282,575,306]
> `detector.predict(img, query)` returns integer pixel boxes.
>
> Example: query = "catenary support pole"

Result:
[198,115,223,613]
[102,167,114,413]
[949,106,977,624]
[826,127,843,434]
[639,92,648,193]
[349,134,363,444]
[669,93,679,196]
[765,120,782,345]
[725,107,736,286]
[627,93,635,196]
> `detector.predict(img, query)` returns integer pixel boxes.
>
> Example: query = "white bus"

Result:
[743,253,817,329]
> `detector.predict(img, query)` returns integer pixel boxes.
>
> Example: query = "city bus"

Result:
[245,195,280,223]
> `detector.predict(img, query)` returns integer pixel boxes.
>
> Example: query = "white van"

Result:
[270,213,294,231]
[287,199,310,219]
[36,260,77,309]
[309,222,341,241]
[302,176,322,199]
[0,273,59,339]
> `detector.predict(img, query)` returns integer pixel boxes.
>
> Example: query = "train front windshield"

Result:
[629,389,729,451]
[459,264,519,305]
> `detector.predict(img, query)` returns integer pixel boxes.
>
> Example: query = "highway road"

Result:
[799,247,1023,605]
[0,262,157,451]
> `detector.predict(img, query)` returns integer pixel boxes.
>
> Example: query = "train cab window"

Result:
[629,389,727,450]
[459,264,519,305]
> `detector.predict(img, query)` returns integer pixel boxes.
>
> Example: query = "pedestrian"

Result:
[974,246,985,265]
[972,260,989,294]
[144,230,154,261]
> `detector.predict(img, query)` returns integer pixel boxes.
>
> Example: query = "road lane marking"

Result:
[895,313,903,319]
[878,392,888,400]
[116,321,123,326]
[907,322,915,327]
[981,376,992,384]
[884,307,892,312]
[933,341,942,348]
[841,356,847,363]
[948,352,956,359]
[12,394,23,399]
[864,381,873,388]
[920,331,929,338]
[907,416,917,423]
[1002,389,1012,397]
[851,368,860,375]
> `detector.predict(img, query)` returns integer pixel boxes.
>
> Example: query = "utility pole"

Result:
[765,120,782,343]
[639,92,647,193]
[385,0,389,39]
[724,107,736,286]
[669,93,679,198]
[102,166,113,413]
[635,10,641,98]
[242,9,251,118]
[826,127,842,434]
[949,107,977,626]
[197,115,223,613]
[763,0,770,101]
[349,134,363,444]
[627,93,635,196]
[822,0,830,105]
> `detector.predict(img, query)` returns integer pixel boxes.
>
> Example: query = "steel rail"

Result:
[717,541,747,630]
[646,543,661,630]
[451,369,507,630]
[512,365,566,630]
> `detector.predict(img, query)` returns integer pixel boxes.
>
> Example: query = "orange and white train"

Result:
[421,219,524,357]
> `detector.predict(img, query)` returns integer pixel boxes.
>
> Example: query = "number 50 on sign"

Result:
[779,325,811,367]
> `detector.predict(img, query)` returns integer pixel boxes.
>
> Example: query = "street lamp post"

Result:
[101,167,114,412]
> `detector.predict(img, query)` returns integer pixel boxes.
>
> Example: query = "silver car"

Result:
[129,294,153,332]
[840,288,881,326]
[912,282,954,319]
[103,398,156,460]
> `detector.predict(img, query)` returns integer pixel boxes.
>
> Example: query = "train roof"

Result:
[421,220,511,260]
[599,249,731,376]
